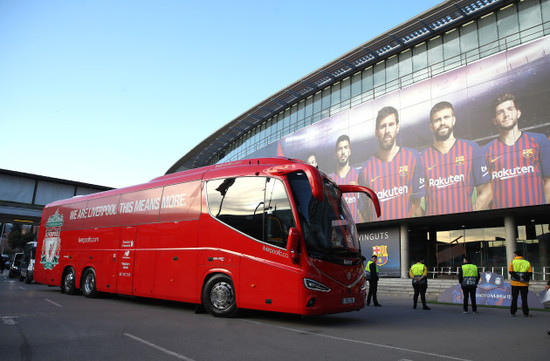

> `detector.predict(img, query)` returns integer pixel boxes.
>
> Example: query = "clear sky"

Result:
[0,0,442,188]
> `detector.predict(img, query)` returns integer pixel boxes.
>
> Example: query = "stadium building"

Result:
[168,0,550,278]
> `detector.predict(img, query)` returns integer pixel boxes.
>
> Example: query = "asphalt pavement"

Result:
[1,271,549,361]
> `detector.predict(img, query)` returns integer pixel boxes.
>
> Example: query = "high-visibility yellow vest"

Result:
[461,264,478,277]
[410,263,425,276]
[512,258,531,272]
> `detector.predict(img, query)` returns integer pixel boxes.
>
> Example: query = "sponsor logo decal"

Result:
[41,210,63,270]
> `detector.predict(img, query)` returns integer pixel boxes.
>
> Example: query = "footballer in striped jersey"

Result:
[482,93,550,208]
[359,106,425,221]
[421,102,492,216]
[330,135,360,222]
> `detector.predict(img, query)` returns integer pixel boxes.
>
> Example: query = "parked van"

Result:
[20,241,37,283]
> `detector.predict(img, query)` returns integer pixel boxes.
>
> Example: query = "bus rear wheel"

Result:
[61,268,77,295]
[81,268,99,298]
[202,274,237,317]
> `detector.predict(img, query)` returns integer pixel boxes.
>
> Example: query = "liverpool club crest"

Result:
[41,210,63,270]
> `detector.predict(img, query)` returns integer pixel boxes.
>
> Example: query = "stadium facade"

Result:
[168,0,550,278]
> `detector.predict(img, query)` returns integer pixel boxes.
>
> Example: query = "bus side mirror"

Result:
[339,184,381,218]
[287,227,300,264]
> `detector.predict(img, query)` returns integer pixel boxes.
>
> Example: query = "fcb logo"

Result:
[522,148,534,159]
[455,155,465,166]
[372,245,389,266]
[399,165,409,177]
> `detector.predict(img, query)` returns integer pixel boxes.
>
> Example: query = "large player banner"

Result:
[250,36,550,222]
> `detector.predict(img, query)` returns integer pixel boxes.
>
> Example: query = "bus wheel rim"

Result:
[210,282,234,310]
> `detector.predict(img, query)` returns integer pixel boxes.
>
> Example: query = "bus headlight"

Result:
[303,278,330,292]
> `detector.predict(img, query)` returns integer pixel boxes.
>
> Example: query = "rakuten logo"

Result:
[492,165,535,180]
[429,174,465,188]
[377,186,408,202]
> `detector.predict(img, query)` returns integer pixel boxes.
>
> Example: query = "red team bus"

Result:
[34,158,380,317]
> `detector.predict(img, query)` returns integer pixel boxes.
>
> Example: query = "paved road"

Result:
[1,273,549,361]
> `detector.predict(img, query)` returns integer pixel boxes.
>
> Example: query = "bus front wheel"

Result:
[81,268,99,298]
[202,274,237,317]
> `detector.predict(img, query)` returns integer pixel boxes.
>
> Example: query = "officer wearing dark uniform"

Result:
[458,256,480,314]
[365,255,381,307]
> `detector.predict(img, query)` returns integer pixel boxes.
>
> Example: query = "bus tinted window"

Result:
[264,177,295,248]
[207,177,295,248]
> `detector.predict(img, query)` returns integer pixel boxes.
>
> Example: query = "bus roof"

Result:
[45,157,322,208]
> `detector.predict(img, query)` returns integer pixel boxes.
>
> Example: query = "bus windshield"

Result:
[287,171,361,264]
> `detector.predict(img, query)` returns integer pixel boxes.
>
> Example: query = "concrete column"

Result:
[504,214,516,278]
[400,222,409,279]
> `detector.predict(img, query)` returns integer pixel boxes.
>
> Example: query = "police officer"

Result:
[508,250,532,317]
[409,258,430,310]
[365,254,381,307]
[458,256,480,314]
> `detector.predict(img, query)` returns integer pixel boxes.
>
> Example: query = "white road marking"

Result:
[241,319,473,361]
[1,316,18,325]
[44,298,63,308]
[124,333,196,361]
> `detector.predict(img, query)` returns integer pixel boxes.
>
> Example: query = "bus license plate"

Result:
[342,297,355,304]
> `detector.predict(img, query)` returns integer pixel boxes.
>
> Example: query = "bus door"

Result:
[204,175,301,312]
[117,226,136,294]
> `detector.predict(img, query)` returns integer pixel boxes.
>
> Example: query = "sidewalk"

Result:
[377,278,550,308]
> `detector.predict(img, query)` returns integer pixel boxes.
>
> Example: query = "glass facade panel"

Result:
[427,36,443,76]
[305,96,313,125]
[330,82,341,114]
[398,49,413,88]
[351,72,362,106]
[460,21,479,63]
[312,92,322,123]
[297,100,305,129]
[478,12,498,57]
[373,61,385,97]
[341,77,351,109]
[385,55,399,92]
[498,4,520,49]
[443,29,461,71]
[412,42,428,82]
[361,67,374,101]
[543,0,550,34]
[519,0,543,42]
[321,87,331,119]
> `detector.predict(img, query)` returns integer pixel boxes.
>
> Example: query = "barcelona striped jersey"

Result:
[359,147,425,221]
[330,168,360,223]
[420,139,490,216]
[482,131,550,208]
